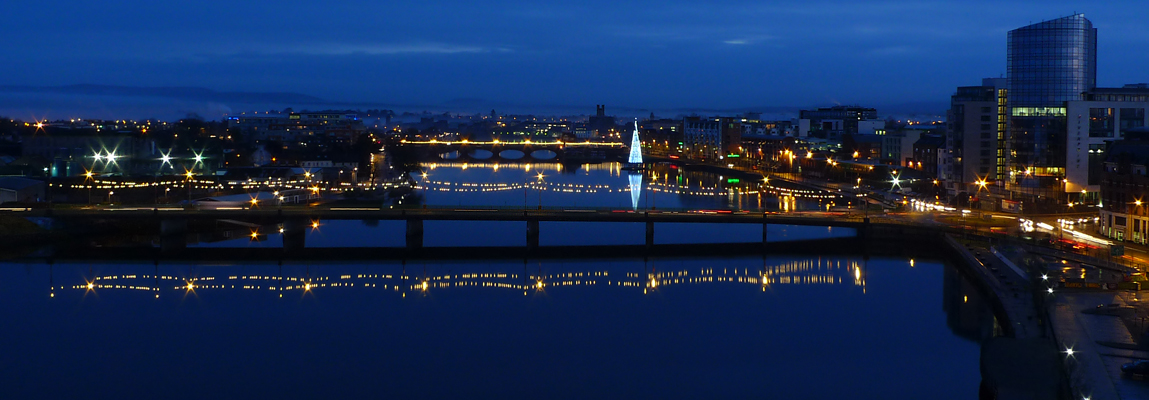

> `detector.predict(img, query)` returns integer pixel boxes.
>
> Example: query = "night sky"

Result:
[3,0,1149,116]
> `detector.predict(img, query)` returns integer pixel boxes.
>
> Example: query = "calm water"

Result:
[410,161,832,211]
[192,161,851,249]
[3,161,995,399]
[0,256,992,399]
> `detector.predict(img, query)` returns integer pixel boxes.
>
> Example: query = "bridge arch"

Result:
[469,149,494,160]
[530,149,558,160]
[498,149,525,160]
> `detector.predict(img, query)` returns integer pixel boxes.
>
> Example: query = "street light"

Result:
[536,172,545,210]
[84,170,94,204]
[185,168,195,204]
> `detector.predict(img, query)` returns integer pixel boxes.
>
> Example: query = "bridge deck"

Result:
[31,207,870,228]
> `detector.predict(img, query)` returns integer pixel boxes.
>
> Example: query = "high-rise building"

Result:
[944,78,1005,196]
[1006,14,1096,196]
[1098,127,1149,243]
[1067,86,1149,201]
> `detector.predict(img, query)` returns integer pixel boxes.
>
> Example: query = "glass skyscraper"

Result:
[1006,14,1096,189]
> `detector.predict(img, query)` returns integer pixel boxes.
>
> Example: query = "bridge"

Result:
[16,205,897,259]
[393,140,627,162]
[16,204,1126,272]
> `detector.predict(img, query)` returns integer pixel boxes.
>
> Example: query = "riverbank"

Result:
[645,155,899,210]
[943,235,1066,399]
[1050,292,1149,399]
[960,233,1149,399]
[645,155,826,192]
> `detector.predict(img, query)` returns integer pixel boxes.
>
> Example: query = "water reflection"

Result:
[943,263,998,342]
[54,258,868,298]
[415,161,837,211]
[6,256,991,399]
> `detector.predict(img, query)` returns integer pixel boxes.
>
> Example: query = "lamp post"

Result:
[536,172,544,210]
[84,170,94,204]
[420,171,428,208]
[185,169,194,204]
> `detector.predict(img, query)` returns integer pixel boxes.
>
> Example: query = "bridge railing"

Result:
[22,202,1144,271]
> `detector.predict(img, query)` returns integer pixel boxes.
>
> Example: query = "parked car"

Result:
[1121,360,1149,377]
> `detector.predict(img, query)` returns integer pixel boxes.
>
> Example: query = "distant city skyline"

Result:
[2,1,1148,119]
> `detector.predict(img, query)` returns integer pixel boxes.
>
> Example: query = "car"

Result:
[1122,360,1149,377]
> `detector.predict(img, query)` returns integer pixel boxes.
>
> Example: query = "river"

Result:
[0,161,995,399]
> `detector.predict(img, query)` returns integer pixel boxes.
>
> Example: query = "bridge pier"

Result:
[159,219,187,253]
[762,214,768,244]
[406,218,424,250]
[527,219,540,251]
[282,218,307,252]
[860,217,870,240]
[645,220,654,248]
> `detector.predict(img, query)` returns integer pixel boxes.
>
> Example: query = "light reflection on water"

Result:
[412,161,839,211]
[1,256,989,399]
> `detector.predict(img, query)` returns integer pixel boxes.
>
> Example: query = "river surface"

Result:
[409,161,832,211]
[1,256,992,399]
[1,161,995,399]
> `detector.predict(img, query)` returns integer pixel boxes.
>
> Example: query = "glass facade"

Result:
[1007,14,1096,107]
[1089,107,1114,137]
[1006,14,1096,179]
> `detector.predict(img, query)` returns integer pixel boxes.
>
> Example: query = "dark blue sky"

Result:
[3,0,1148,116]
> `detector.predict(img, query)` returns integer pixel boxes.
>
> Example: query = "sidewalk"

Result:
[1051,292,1149,400]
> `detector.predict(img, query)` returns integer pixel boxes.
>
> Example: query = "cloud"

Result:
[269,43,494,56]
[722,34,777,45]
